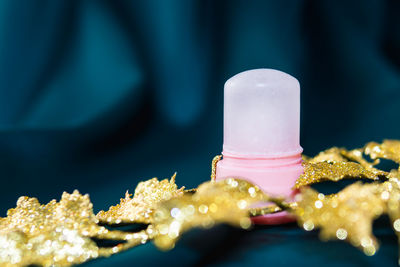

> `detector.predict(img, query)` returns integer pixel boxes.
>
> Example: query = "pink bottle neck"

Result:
[221,150,302,168]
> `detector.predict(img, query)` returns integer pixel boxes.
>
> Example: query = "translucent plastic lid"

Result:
[223,69,302,158]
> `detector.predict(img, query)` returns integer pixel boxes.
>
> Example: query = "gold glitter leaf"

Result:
[295,183,386,256]
[2,140,400,266]
[295,161,381,189]
[97,174,184,224]
[152,178,266,250]
[296,143,391,189]
[0,190,147,267]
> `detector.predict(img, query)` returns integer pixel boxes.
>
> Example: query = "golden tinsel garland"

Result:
[1,140,400,266]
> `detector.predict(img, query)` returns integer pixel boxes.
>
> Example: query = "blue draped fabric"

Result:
[0,0,399,266]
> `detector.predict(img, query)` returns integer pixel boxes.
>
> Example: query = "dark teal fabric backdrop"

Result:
[0,0,400,266]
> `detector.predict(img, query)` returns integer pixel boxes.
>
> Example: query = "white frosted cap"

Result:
[223,69,302,157]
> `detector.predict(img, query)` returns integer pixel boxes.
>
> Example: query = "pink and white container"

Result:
[215,69,304,224]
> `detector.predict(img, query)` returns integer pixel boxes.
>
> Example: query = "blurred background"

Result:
[0,0,399,232]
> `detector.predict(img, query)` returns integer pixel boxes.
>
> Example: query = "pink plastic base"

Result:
[215,153,303,225]
[251,211,296,224]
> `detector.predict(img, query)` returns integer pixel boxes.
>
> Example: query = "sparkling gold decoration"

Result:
[293,139,400,259]
[295,178,400,257]
[1,140,400,266]
[97,173,184,224]
[0,190,148,267]
[295,161,381,188]
[152,178,266,250]
[294,144,391,188]
[294,183,385,255]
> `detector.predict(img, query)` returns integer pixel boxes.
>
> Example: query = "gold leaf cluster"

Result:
[1,139,400,266]
[294,140,400,258]
[295,183,385,255]
[152,178,266,250]
[0,191,148,267]
[295,178,400,256]
[0,175,267,266]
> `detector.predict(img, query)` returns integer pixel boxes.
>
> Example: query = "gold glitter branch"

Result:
[152,178,266,250]
[293,140,400,259]
[0,191,148,267]
[1,140,400,266]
